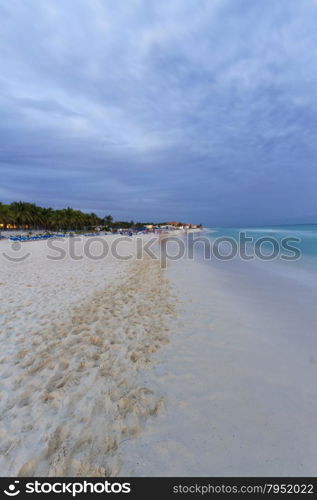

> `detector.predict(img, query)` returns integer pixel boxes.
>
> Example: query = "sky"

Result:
[0,0,317,226]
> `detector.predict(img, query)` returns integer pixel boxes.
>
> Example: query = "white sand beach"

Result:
[0,235,177,476]
[1,232,317,477]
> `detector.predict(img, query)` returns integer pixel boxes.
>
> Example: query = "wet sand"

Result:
[120,254,317,476]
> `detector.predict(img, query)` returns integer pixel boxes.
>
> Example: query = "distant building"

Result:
[166,221,181,227]
[158,221,201,230]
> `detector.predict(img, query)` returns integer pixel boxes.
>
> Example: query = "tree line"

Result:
[0,201,154,231]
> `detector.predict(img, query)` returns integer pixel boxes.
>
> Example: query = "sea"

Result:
[193,224,317,289]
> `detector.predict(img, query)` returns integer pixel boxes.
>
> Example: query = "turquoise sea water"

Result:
[207,224,317,259]
[193,224,317,290]
[183,224,317,350]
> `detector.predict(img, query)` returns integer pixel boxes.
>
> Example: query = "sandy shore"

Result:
[0,235,177,476]
[120,252,317,476]
[2,230,317,477]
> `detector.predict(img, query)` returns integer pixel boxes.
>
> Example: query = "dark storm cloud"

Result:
[1,0,317,224]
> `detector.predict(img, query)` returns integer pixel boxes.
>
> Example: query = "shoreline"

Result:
[120,251,317,476]
[2,230,317,476]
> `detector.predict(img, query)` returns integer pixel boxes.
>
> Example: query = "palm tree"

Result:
[39,207,54,230]
[0,203,13,235]
[60,207,77,230]
[1,201,113,233]
[29,203,45,230]
[51,209,67,231]
[88,212,100,228]
[104,214,113,228]
[9,201,35,229]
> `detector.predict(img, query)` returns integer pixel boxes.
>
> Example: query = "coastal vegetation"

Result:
[0,201,200,232]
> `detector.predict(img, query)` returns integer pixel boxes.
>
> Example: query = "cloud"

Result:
[0,0,317,224]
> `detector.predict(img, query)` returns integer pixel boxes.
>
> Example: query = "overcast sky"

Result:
[0,0,317,225]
